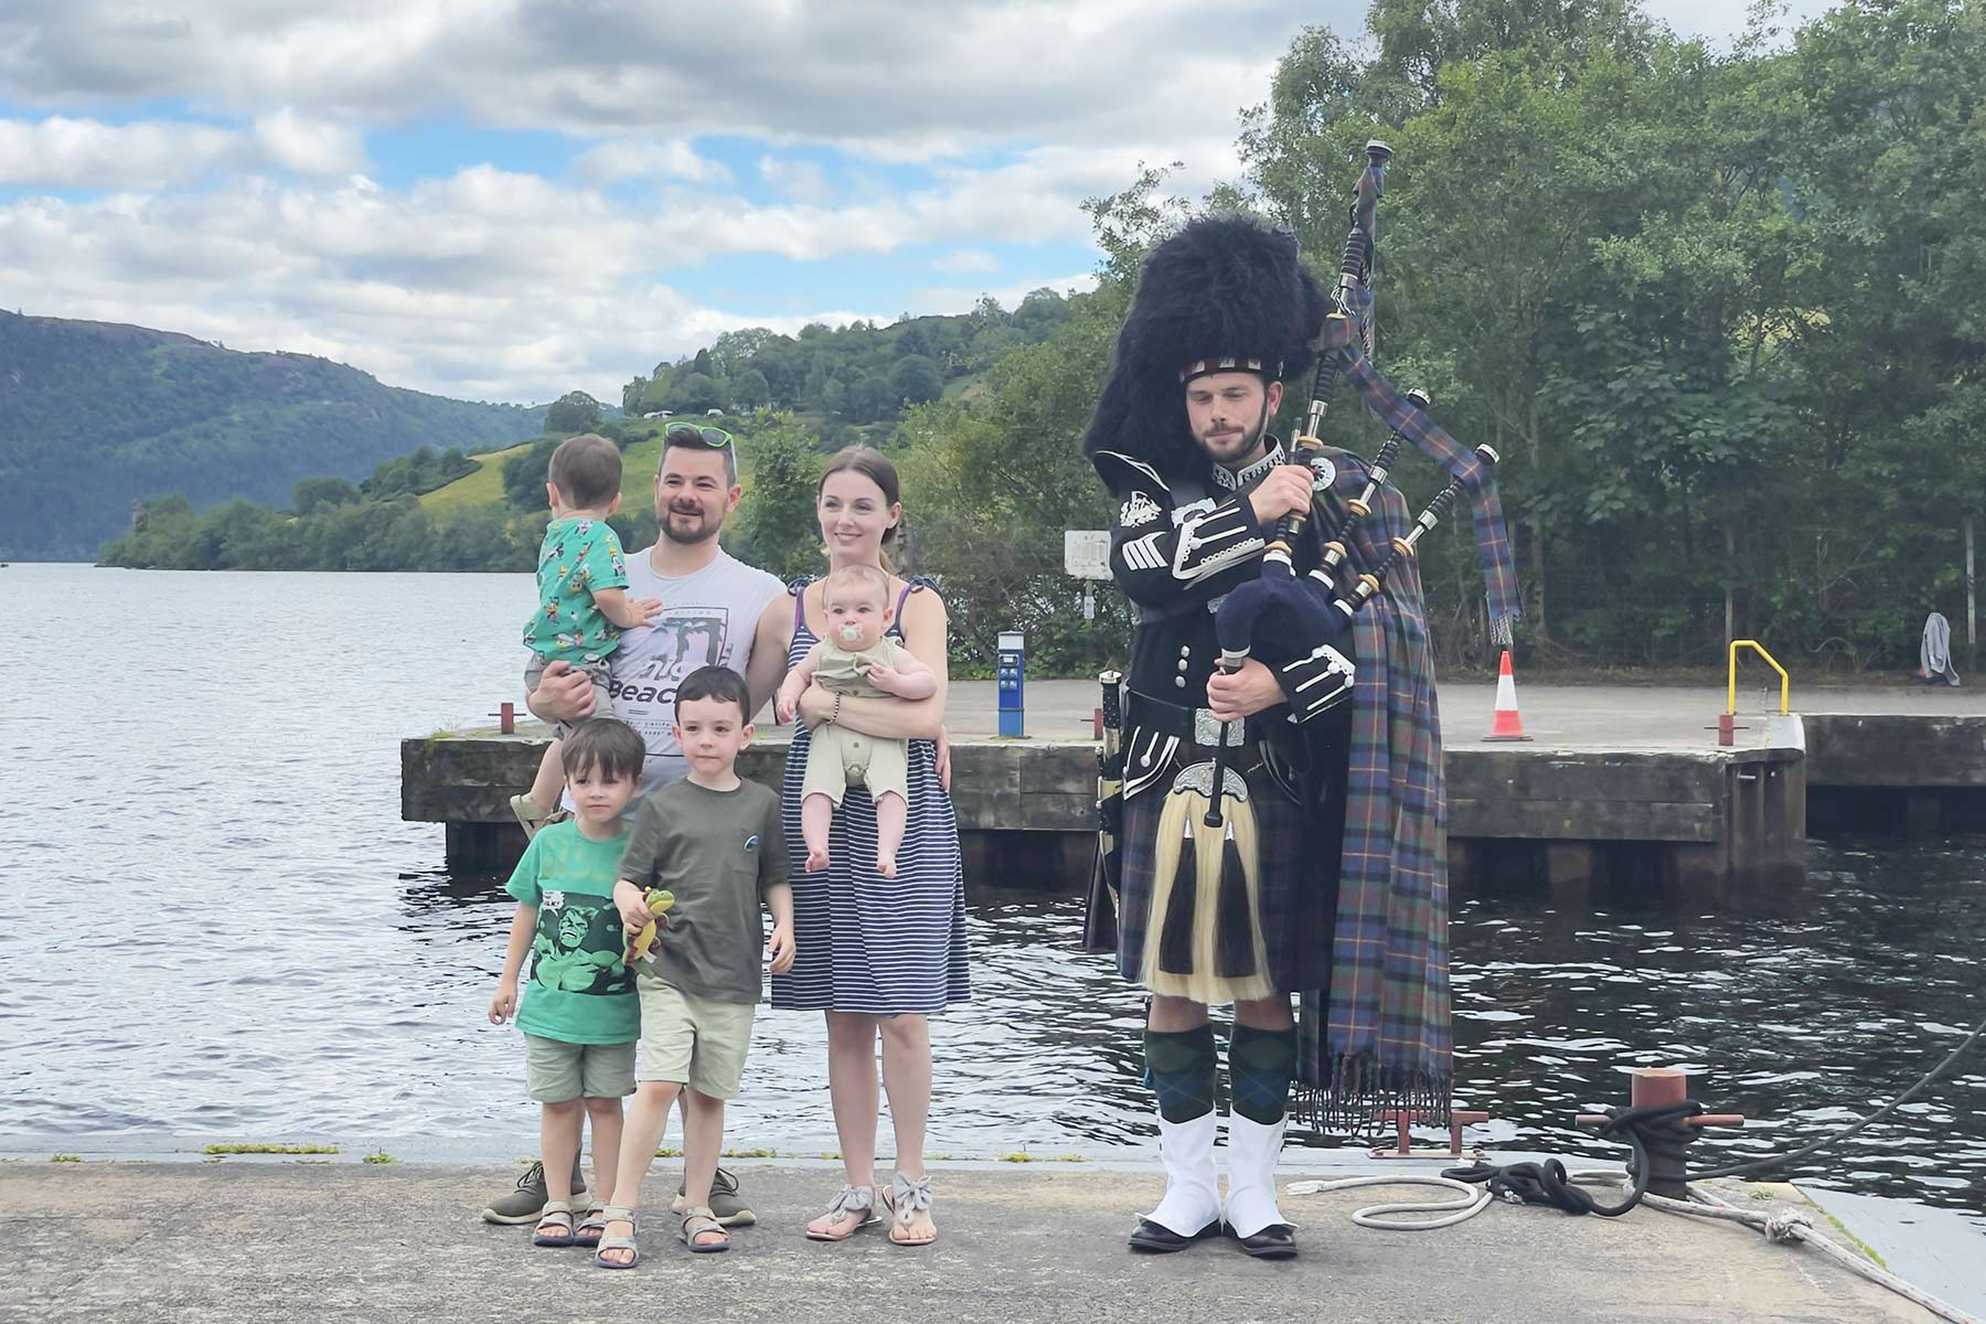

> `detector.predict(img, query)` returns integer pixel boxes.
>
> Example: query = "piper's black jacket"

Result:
[1096,441,1355,800]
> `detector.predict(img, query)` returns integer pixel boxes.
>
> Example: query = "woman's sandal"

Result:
[531,1200,576,1248]
[680,1205,731,1253]
[574,1206,607,1249]
[803,1185,880,1241]
[592,1206,638,1269]
[882,1172,937,1248]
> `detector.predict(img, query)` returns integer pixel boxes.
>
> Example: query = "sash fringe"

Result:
[1292,1052,1453,1139]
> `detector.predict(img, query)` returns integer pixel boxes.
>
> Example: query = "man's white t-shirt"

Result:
[561,543,785,803]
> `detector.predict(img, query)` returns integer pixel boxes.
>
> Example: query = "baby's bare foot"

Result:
[806,846,830,873]
[877,855,897,879]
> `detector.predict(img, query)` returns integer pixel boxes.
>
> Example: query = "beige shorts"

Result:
[635,976,757,1100]
[523,656,611,740]
[523,1035,636,1103]
[801,724,909,805]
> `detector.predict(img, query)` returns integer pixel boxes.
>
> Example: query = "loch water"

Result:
[1,563,1980,1219]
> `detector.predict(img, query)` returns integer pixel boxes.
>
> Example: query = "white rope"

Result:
[1285,1174,1494,1231]
[1566,1172,1982,1324]
[1283,1170,1980,1322]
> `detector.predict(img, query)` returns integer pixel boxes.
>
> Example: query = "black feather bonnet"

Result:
[1084,213,1326,485]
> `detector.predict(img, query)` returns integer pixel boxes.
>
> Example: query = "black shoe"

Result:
[1229,1221,1297,1260]
[1128,1216,1221,1253]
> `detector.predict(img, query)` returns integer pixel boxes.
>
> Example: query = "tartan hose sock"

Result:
[1143,1025,1217,1123]
[1229,1023,1296,1124]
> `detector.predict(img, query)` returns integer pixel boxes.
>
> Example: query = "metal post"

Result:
[1967,515,1977,672]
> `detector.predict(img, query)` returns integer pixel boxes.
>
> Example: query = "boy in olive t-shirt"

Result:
[490,718,648,1252]
[595,667,792,1265]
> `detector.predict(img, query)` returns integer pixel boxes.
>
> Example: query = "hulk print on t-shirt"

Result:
[528,890,634,998]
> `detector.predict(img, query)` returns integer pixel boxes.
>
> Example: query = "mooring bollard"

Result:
[1575,1066,1746,1199]
[490,701,516,735]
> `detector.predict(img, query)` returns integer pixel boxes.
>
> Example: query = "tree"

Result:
[729,417,825,580]
[622,376,649,414]
[502,438,561,509]
[546,390,602,433]
[665,372,724,414]
[890,355,944,407]
[292,476,359,515]
[730,368,771,411]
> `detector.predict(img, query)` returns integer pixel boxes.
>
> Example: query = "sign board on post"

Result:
[1064,530,1113,581]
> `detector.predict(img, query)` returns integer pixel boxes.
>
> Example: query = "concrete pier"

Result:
[3,1160,1951,1323]
[403,680,1986,895]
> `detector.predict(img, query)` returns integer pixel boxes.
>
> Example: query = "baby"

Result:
[775,564,935,877]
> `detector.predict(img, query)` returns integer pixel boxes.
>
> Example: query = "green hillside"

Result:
[0,310,545,560]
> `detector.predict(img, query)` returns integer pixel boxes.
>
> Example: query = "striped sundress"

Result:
[769,579,971,1014]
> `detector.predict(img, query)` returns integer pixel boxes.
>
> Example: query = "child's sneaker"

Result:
[670,1166,756,1227]
[482,1157,587,1225]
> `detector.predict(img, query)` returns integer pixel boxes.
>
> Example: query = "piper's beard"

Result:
[660,505,721,546]
[1197,415,1269,470]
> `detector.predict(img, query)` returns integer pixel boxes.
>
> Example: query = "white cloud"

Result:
[0,0,1333,160]
[758,154,829,205]
[932,249,998,275]
[251,108,367,175]
[0,116,239,188]
[575,139,732,186]
[0,112,363,188]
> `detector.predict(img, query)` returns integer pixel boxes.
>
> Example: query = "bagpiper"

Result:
[1083,209,1522,1259]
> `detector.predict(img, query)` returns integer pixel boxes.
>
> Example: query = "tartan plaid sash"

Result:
[1297,445,1454,1133]
[1323,320,1523,647]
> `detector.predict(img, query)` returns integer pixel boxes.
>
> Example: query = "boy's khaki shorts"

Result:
[523,1035,636,1103]
[635,975,756,1100]
[523,656,612,740]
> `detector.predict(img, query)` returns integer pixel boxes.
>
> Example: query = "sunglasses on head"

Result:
[664,423,734,449]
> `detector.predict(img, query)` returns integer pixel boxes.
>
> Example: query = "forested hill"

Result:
[0,310,544,560]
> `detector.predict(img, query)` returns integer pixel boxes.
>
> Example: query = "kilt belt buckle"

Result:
[1192,706,1247,751]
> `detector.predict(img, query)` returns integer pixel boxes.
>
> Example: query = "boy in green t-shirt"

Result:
[511,433,662,838]
[593,666,794,1266]
[490,718,647,1251]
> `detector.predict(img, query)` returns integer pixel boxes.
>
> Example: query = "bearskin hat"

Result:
[1083,214,1327,484]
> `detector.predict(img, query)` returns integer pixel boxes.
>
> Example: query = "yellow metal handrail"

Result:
[1727,639,1789,716]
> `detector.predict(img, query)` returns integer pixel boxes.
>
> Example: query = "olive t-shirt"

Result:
[618,778,788,1004]
[503,820,640,1045]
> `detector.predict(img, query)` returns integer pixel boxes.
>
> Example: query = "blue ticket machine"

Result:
[997,631,1025,738]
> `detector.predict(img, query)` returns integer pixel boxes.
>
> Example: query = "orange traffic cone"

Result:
[1483,649,1532,741]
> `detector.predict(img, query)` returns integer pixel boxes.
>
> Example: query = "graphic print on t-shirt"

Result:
[527,891,633,997]
[610,605,731,752]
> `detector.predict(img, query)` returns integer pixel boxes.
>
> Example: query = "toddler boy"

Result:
[512,433,661,836]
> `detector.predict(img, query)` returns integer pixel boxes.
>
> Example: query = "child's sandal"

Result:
[531,1200,576,1248]
[679,1205,730,1253]
[575,1206,607,1248]
[593,1205,638,1269]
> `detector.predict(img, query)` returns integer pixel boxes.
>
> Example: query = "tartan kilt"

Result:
[1114,758,1334,998]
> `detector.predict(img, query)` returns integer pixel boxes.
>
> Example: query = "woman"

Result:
[747,445,968,1247]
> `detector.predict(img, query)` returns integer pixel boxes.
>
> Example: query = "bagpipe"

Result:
[1193,141,1499,859]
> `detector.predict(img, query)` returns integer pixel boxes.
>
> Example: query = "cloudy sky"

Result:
[0,1,1829,405]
